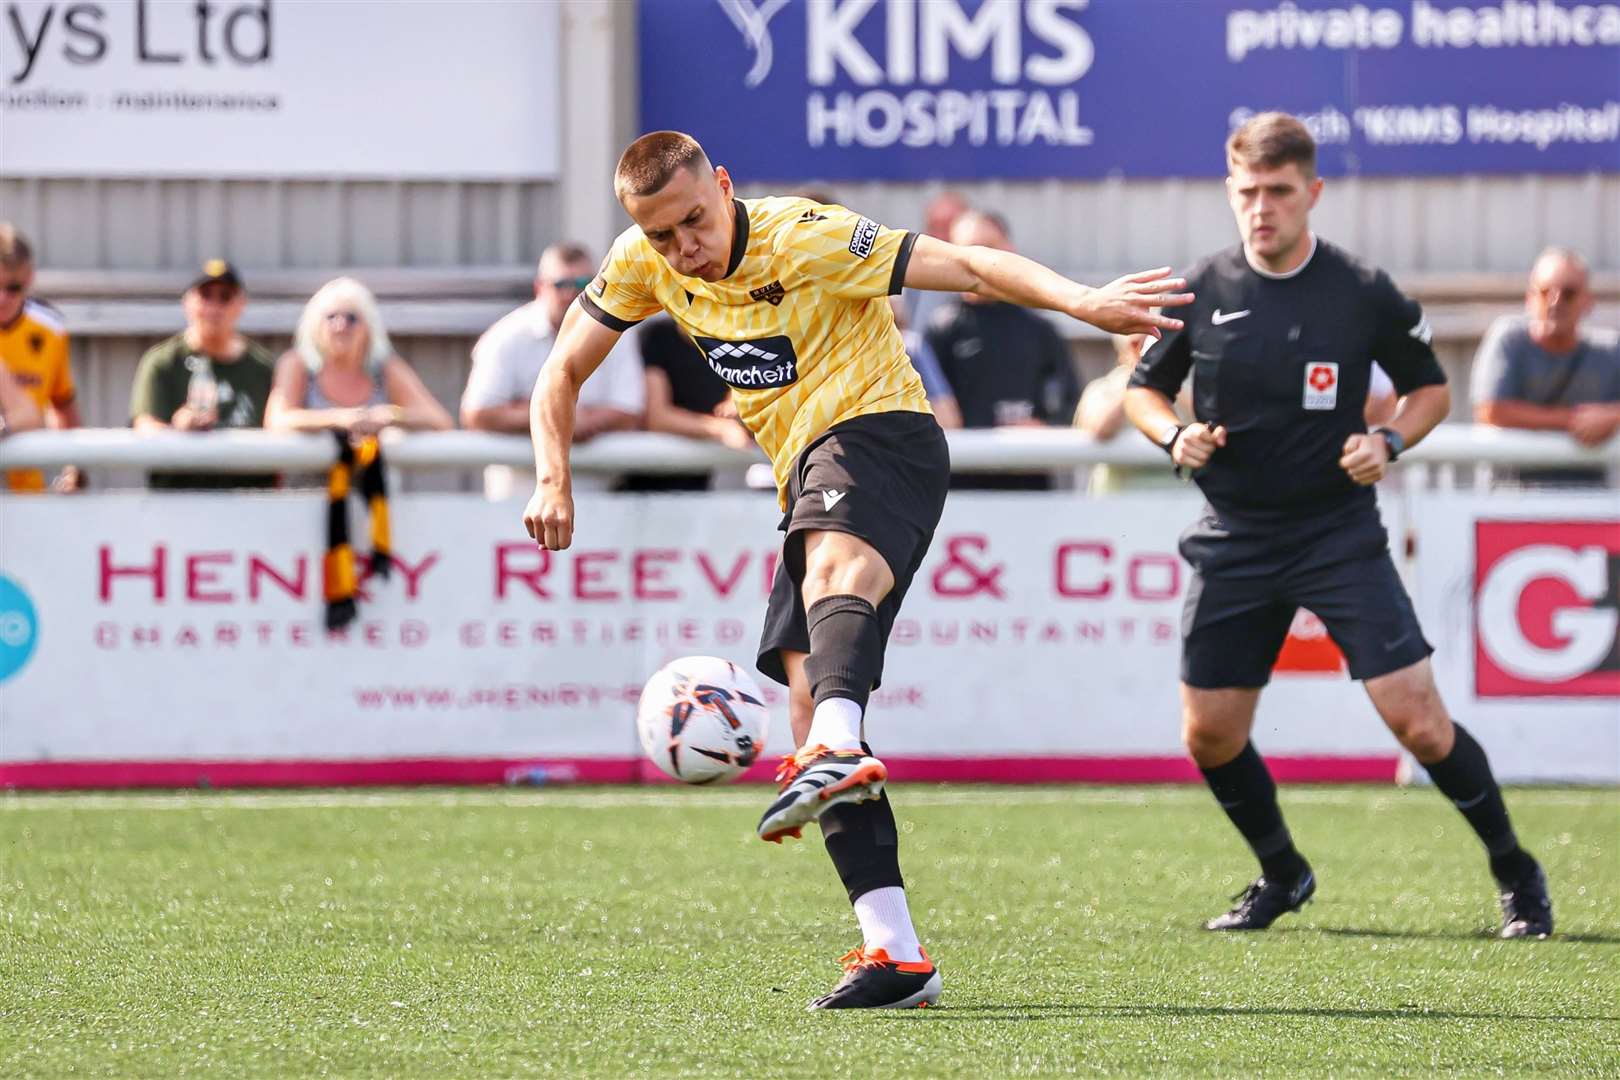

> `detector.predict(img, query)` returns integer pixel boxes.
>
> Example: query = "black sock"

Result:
[820,781,904,904]
[1422,723,1536,883]
[1200,743,1308,883]
[804,594,883,709]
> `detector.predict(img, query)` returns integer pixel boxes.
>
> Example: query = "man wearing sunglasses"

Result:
[0,223,82,492]
[129,260,277,489]
[463,242,645,445]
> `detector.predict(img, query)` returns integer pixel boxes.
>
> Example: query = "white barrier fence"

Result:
[3,426,1619,475]
[0,431,1615,788]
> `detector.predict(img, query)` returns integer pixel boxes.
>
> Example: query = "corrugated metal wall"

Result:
[743,173,1620,276]
[8,172,1611,277]
[0,178,562,270]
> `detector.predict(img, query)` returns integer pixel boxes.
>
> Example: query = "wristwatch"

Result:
[1156,422,1186,457]
[1374,426,1405,461]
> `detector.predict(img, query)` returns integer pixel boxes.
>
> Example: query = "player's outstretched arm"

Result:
[523,302,623,551]
[902,235,1193,338]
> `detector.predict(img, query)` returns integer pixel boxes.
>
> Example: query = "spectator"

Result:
[129,260,278,489]
[929,211,1079,429]
[0,364,41,436]
[266,276,453,437]
[1076,332,1183,493]
[463,243,645,438]
[0,223,81,492]
[629,315,749,491]
[889,297,962,429]
[462,243,645,498]
[926,211,1081,489]
[1473,247,1620,486]
[905,191,971,334]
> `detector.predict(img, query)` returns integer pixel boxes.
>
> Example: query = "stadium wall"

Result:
[0,489,1613,788]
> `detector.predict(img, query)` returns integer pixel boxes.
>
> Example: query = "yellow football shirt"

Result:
[581,196,932,503]
[0,299,75,492]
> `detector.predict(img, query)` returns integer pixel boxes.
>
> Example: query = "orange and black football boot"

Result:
[756,744,887,843]
[808,945,941,1010]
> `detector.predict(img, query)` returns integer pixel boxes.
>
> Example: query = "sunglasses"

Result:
[1,283,24,295]
[323,311,361,327]
[197,286,239,303]
[550,276,593,291]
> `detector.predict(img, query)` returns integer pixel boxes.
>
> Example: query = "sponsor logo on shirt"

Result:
[588,276,607,299]
[749,280,786,307]
[693,334,800,389]
[1302,361,1338,410]
[848,216,880,260]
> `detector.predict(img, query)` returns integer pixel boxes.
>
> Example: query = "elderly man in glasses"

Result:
[463,242,647,498]
[0,222,82,492]
[1472,246,1620,487]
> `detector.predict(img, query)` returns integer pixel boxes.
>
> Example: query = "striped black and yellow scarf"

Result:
[324,433,392,631]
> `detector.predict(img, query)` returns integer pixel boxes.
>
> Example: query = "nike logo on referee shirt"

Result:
[1212,309,1251,325]
[822,489,846,511]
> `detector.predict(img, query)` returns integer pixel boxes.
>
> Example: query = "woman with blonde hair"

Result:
[266,277,452,435]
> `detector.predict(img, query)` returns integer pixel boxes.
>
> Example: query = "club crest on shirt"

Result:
[848,216,880,259]
[1303,362,1339,410]
[28,333,44,353]
[749,280,786,306]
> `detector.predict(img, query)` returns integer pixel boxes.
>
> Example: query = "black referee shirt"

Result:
[1130,237,1446,521]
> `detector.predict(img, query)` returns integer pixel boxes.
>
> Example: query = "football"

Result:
[636,656,771,784]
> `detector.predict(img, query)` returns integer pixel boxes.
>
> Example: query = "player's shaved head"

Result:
[1227,112,1317,180]
[615,132,713,202]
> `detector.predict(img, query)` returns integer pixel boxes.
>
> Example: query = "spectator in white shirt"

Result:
[463,243,646,498]
[462,242,645,437]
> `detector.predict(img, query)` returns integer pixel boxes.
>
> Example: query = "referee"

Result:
[1124,113,1552,938]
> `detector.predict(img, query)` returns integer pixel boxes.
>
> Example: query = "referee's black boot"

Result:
[1205,866,1316,931]
[1497,864,1553,940]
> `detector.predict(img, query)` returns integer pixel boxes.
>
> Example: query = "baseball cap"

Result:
[188,258,243,293]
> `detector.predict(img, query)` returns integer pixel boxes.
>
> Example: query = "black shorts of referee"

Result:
[756,411,950,688]
[1179,498,1433,689]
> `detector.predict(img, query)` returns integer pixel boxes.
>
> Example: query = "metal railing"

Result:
[1,426,1616,478]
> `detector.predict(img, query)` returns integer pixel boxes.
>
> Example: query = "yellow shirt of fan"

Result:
[582,196,931,503]
[0,299,75,492]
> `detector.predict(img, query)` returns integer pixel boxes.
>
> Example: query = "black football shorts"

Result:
[756,411,950,688]
[1179,502,1434,689]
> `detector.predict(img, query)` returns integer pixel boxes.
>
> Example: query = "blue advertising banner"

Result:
[639,0,1620,180]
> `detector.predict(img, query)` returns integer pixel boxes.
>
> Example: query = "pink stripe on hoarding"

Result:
[0,754,1399,790]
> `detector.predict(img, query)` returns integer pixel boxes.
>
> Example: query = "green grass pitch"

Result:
[3,785,1616,1077]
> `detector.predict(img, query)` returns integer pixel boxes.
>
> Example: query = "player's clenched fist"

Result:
[1172,422,1226,469]
[1338,432,1389,486]
[524,483,575,551]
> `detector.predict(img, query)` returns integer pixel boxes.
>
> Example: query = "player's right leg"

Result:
[757,531,894,844]
[1181,572,1315,931]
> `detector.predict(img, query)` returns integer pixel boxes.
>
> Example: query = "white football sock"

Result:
[805,697,863,752]
[854,886,923,962]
